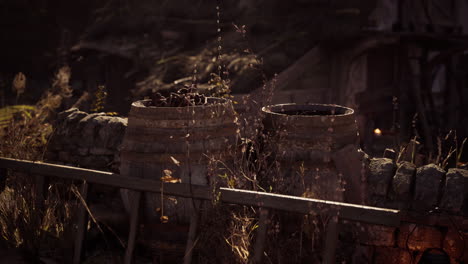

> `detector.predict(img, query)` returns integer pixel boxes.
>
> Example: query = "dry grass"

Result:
[0,66,81,262]
[395,131,468,169]
[194,205,257,264]
[0,176,78,261]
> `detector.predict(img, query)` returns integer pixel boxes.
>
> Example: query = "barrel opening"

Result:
[263,104,353,117]
[133,97,227,108]
[277,109,343,116]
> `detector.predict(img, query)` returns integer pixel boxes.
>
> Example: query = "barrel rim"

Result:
[132,97,230,110]
[261,103,354,117]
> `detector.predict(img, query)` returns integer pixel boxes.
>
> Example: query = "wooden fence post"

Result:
[183,199,202,264]
[0,168,6,192]
[33,174,47,210]
[73,181,90,264]
[252,208,269,264]
[322,216,340,264]
[124,190,142,264]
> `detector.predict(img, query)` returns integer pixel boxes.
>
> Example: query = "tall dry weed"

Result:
[0,65,79,262]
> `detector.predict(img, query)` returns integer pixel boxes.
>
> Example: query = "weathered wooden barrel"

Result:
[262,103,359,201]
[120,98,237,223]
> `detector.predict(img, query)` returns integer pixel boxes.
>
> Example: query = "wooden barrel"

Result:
[120,98,237,223]
[262,103,359,201]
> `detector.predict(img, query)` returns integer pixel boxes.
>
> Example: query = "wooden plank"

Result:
[0,157,212,200]
[183,200,201,264]
[0,157,400,226]
[322,217,340,264]
[124,191,141,264]
[219,189,400,227]
[34,174,46,210]
[0,167,6,192]
[245,46,323,105]
[401,211,468,229]
[331,144,366,204]
[252,208,269,264]
[265,46,322,91]
[73,181,90,264]
[408,44,434,152]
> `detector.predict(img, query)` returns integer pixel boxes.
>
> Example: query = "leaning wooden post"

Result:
[124,190,142,264]
[0,167,6,192]
[34,174,47,210]
[322,215,340,264]
[252,208,269,263]
[73,181,90,264]
[183,199,202,264]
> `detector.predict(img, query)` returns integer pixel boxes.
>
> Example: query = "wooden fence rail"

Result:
[0,157,400,264]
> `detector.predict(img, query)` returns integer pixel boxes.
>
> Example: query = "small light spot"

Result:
[374,128,382,136]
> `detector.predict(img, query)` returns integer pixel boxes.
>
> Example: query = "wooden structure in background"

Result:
[251,0,468,156]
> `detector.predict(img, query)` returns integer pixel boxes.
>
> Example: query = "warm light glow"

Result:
[374,128,382,136]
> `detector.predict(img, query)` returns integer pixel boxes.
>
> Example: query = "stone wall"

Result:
[344,158,468,263]
[46,108,127,172]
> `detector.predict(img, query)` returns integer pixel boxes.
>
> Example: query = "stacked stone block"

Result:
[46,108,127,172]
[352,158,468,264]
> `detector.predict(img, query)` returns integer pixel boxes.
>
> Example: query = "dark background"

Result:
[1,0,467,158]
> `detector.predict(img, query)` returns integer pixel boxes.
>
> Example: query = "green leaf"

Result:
[0,105,36,128]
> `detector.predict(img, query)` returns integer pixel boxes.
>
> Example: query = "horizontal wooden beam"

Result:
[220,189,399,226]
[0,157,400,226]
[0,157,213,200]
[401,210,468,230]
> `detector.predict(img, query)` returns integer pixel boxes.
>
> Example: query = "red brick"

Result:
[352,222,396,247]
[374,246,412,264]
[443,228,465,260]
[397,223,442,251]
[337,243,374,264]
[351,244,374,263]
